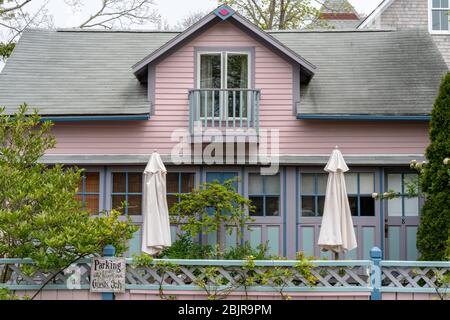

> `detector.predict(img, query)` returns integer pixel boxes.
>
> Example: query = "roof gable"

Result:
[357,0,395,29]
[132,5,316,82]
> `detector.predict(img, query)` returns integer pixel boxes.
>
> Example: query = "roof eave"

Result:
[297,114,431,121]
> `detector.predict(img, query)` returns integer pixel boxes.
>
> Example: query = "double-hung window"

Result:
[76,172,100,215]
[166,172,196,209]
[198,51,251,120]
[248,173,280,217]
[430,0,450,32]
[111,172,142,215]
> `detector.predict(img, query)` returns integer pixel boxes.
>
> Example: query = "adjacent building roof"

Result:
[357,0,395,29]
[318,0,362,30]
[0,28,447,117]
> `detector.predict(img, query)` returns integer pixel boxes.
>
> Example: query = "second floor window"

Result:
[111,172,142,215]
[198,51,250,119]
[431,0,449,32]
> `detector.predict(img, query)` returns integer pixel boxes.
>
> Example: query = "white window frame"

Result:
[429,0,450,34]
[196,50,252,121]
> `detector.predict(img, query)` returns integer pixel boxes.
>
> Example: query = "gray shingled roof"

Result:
[0,28,447,116]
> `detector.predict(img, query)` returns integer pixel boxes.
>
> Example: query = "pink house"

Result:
[0,4,448,261]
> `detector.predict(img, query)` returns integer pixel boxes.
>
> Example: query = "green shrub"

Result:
[160,233,213,259]
[417,73,450,261]
[222,242,271,260]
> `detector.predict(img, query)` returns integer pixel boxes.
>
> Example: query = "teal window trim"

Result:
[111,172,142,216]
[248,173,281,217]
[76,172,100,212]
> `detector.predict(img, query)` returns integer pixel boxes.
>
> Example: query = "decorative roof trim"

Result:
[132,5,316,79]
[357,0,395,29]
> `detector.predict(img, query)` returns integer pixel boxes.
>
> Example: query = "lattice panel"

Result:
[382,267,450,288]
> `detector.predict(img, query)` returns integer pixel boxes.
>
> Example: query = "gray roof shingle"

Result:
[0,28,447,116]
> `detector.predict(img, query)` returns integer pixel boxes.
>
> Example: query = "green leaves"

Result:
[417,73,450,261]
[170,178,255,251]
[0,106,137,272]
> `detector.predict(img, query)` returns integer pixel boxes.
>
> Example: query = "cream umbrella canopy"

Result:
[141,151,172,256]
[318,147,357,258]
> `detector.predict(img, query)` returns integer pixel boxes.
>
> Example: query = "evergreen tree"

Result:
[417,73,450,261]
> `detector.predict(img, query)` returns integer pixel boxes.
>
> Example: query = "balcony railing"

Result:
[188,89,260,135]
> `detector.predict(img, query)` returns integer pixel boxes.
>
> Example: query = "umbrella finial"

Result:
[335,145,339,150]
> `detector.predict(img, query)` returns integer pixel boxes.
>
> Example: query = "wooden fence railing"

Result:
[1,248,449,300]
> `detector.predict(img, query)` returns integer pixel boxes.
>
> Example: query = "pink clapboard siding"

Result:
[46,21,430,157]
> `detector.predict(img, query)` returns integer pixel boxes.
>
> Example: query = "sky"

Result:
[0,0,383,70]
[19,0,383,29]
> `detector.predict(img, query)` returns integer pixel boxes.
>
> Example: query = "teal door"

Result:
[205,172,239,248]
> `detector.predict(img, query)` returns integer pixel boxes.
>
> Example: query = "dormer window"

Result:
[430,0,450,32]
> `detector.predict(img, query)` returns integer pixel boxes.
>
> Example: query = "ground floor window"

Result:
[386,173,419,217]
[166,172,196,209]
[300,173,327,217]
[76,172,100,215]
[345,173,375,217]
[248,173,280,216]
[111,172,142,215]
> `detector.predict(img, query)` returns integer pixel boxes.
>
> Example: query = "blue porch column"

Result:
[370,246,382,300]
[102,245,116,301]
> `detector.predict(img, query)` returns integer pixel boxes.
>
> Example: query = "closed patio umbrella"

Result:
[141,151,172,256]
[318,147,357,258]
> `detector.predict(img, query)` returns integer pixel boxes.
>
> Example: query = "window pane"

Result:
[180,173,195,193]
[443,0,449,7]
[112,195,126,213]
[348,196,358,216]
[388,198,402,217]
[404,197,419,217]
[433,0,441,8]
[433,10,441,30]
[317,174,327,194]
[441,10,449,30]
[249,196,263,216]
[266,196,280,216]
[387,174,402,193]
[301,196,315,217]
[360,173,374,194]
[345,173,358,194]
[227,54,248,89]
[128,173,142,193]
[85,172,99,193]
[360,196,375,216]
[318,195,325,216]
[200,54,221,88]
[85,195,99,215]
[265,174,280,194]
[249,173,263,194]
[301,174,315,194]
[75,194,83,203]
[167,173,179,194]
[127,195,142,215]
[112,173,126,193]
[167,194,178,210]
